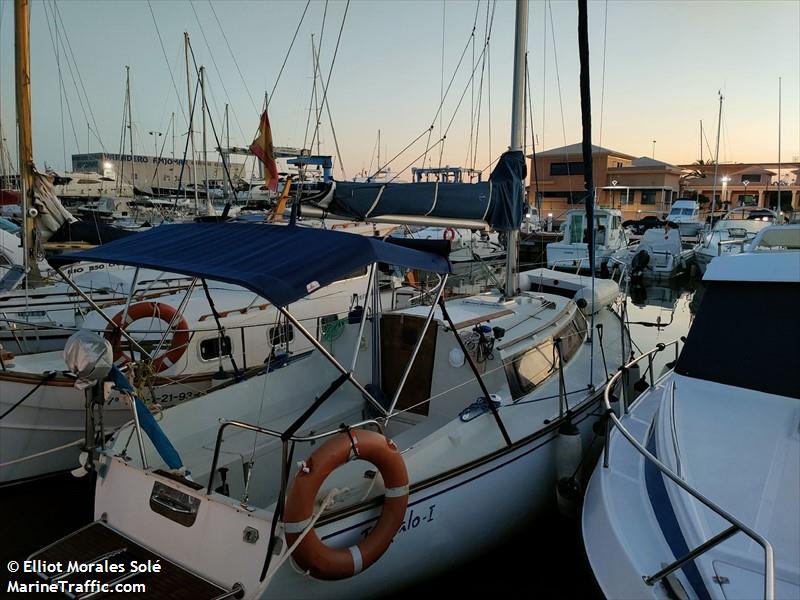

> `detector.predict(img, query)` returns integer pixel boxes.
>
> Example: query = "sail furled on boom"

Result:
[318,151,527,231]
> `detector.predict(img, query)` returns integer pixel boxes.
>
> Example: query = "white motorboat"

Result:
[582,245,800,600]
[546,207,628,272]
[666,198,704,238]
[695,206,777,273]
[624,226,696,279]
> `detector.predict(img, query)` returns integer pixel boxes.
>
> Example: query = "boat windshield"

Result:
[675,281,800,399]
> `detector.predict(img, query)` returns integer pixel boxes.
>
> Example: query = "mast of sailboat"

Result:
[504,0,528,298]
[777,76,781,216]
[700,120,703,164]
[200,65,210,211]
[184,32,199,212]
[126,66,135,194]
[223,103,230,198]
[710,91,723,221]
[14,0,41,282]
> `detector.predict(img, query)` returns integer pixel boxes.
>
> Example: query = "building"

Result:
[677,161,800,213]
[529,143,682,221]
[71,152,250,196]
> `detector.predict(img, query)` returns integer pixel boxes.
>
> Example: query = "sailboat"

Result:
[24,1,632,597]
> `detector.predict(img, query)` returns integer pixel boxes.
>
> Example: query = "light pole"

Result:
[652,140,656,159]
[721,175,731,209]
[611,179,618,208]
[148,131,163,159]
[742,179,749,206]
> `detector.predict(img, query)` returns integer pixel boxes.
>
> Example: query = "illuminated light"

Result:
[547,213,553,218]
[103,162,112,169]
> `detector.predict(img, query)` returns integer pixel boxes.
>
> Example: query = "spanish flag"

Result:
[250,110,279,192]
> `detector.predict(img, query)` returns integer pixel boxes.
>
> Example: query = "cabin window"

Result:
[568,214,584,244]
[505,312,587,400]
[200,336,231,361]
[269,323,294,346]
[550,162,585,177]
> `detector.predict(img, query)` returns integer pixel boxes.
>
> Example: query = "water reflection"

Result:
[625,274,704,376]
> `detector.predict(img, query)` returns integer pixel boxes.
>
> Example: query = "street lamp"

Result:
[148,131,163,159]
[742,179,750,206]
[652,140,656,159]
[721,175,731,207]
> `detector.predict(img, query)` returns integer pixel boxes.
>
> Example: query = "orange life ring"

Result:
[104,302,190,373]
[283,430,409,580]
[443,227,457,241]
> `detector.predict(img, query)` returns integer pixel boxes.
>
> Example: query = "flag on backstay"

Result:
[250,110,279,192]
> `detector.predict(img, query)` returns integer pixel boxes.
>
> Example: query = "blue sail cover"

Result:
[325,151,527,231]
[51,223,451,307]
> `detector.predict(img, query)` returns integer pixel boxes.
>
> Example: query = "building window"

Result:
[640,190,657,205]
[200,336,231,361]
[740,173,761,183]
[549,162,585,177]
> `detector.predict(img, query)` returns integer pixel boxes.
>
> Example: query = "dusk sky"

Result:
[1,0,799,181]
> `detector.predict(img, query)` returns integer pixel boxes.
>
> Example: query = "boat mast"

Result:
[126,66,135,194]
[710,92,723,220]
[223,103,229,198]
[200,65,210,205]
[184,32,199,212]
[504,0,528,298]
[700,120,703,164]
[14,0,41,281]
[777,76,781,216]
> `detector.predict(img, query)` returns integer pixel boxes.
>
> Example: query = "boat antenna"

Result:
[577,0,596,383]
[504,0,527,298]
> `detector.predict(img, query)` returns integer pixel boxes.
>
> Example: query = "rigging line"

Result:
[466,0,480,170]
[598,0,608,148]
[146,0,188,127]
[387,136,446,184]
[372,126,434,180]
[541,0,546,150]
[207,0,259,116]
[311,0,329,151]
[308,0,350,155]
[186,41,240,203]
[49,7,90,153]
[471,0,491,171]
[527,54,541,211]
[189,0,247,143]
[268,0,312,109]
[42,1,78,163]
[302,35,318,153]
[548,0,572,196]
[440,0,445,144]
[52,1,106,153]
[367,130,379,177]
[482,0,496,170]
[53,3,66,169]
[439,0,496,170]
[701,124,715,163]
[312,46,347,179]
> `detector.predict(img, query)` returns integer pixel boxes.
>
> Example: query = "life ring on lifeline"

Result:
[443,227,457,241]
[283,430,409,580]
[104,302,190,373]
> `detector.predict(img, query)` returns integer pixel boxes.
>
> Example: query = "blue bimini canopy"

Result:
[50,223,451,307]
[322,150,527,231]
